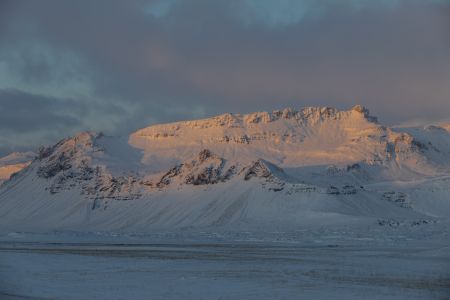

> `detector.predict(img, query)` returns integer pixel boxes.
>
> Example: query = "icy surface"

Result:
[0,225,449,300]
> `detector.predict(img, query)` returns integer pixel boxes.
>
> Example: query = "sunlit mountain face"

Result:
[1,105,450,232]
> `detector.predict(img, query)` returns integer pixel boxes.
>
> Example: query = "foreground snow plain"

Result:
[1,223,449,300]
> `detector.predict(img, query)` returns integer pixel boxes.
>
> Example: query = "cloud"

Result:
[0,89,82,131]
[0,0,449,155]
[0,88,131,155]
[0,89,82,155]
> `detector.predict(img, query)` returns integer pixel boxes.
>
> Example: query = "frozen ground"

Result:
[1,225,449,300]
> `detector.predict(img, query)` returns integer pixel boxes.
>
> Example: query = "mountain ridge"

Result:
[1,105,450,233]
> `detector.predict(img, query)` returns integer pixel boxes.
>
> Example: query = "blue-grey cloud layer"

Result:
[0,0,449,155]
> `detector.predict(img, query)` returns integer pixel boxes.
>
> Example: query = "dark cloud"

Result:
[0,0,449,155]
[0,88,129,156]
[0,89,82,155]
[0,88,82,132]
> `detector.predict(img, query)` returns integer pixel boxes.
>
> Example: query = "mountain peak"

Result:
[2,104,450,233]
[351,104,368,113]
[132,105,378,136]
[130,105,382,169]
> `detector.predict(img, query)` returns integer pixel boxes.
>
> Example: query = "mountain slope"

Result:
[1,106,449,233]
[0,151,35,185]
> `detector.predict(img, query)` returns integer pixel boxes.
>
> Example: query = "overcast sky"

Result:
[0,0,449,155]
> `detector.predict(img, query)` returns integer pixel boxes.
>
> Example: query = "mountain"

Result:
[1,105,450,233]
[0,151,35,185]
[440,122,450,132]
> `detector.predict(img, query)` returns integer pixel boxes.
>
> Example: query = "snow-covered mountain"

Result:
[0,151,35,185]
[1,105,450,233]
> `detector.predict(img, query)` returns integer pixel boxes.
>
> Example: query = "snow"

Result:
[0,151,35,165]
[1,106,450,233]
[0,151,34,185]
[129,106,384,169]
[1,105,450,298]
[0,226,449,299]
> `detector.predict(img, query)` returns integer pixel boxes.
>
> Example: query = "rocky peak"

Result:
[351,105,378,122]
[242,159,285,181]
[37,131,103,179]
[351,104,368,114]
[38,132,102,160]
[198,149,215,163]
[156,149,234,187]
[133,105,379,135]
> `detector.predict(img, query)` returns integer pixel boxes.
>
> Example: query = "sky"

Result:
[0,0,449,155]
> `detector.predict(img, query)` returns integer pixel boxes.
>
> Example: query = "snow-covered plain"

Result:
[1,225,449,300]
[1,106,450,299]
